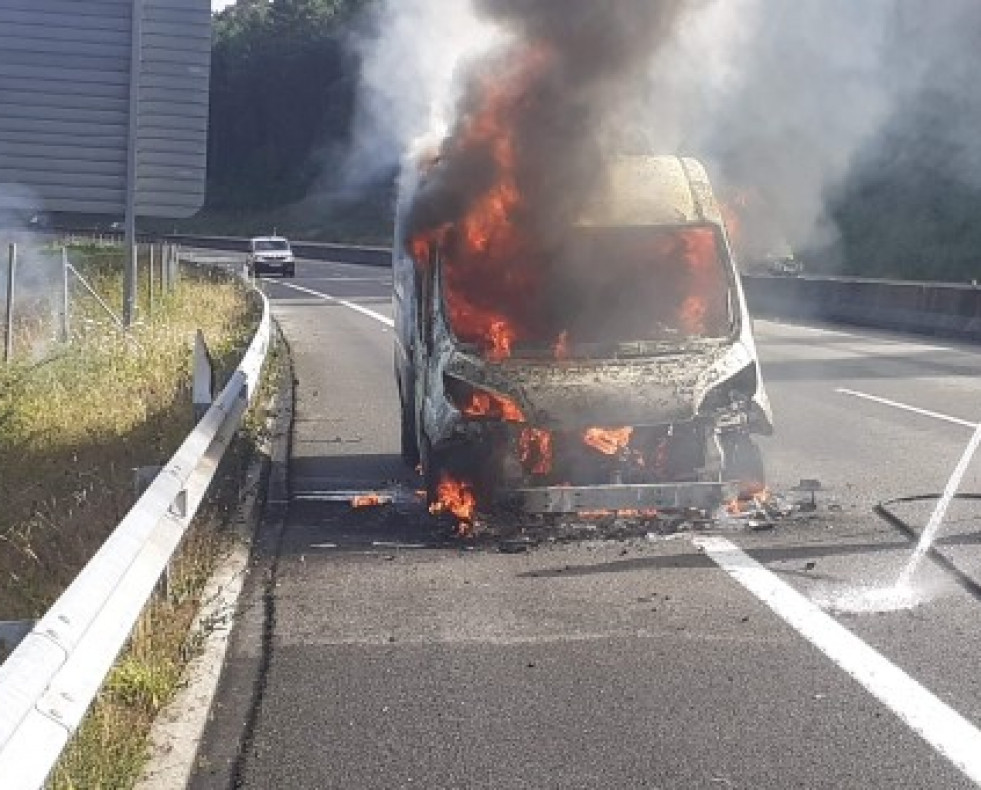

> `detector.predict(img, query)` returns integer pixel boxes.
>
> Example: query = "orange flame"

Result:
[677,228,722,335]
[461,390,526,423]
[409,47,553,361]
[429,473,477,525]
[583,427,634,455]
[519,427,553,476]
[725,485,771,515]
[720,203,742,251]
[554,330,570,361]
[488,319,516,362]
[351,494,385,508]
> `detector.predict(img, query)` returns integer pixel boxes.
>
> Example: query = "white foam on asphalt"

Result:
[810,582,924,614]
[696,535,981,786]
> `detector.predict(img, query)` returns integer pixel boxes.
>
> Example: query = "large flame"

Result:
[410,47,554,361]
[583,427,634,455]
[430,473,478,525]
[519,427,553,475]
[461,389,526,422]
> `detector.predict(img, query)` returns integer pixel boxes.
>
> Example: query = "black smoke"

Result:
[406,0,689,245]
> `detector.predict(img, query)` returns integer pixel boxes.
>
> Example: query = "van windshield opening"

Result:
[441,225,731,357]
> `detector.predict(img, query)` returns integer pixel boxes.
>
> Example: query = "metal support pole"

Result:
[123,0,144,327]
[172,244,180,287]
[4,244,16,363]
[147,244,154,321]
[61,246,70,343]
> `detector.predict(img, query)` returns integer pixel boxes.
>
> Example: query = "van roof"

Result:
[576,155,722,228]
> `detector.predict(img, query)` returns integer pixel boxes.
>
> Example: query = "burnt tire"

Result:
[421,436,444,508]
[721,434,766,494]
[399,390,420,468]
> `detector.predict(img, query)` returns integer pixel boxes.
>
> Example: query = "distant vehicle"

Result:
[247,236,295,277]
[766,254,803,277]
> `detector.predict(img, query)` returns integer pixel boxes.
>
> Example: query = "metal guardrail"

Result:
[175,234,981,343]
[0,271,271,789]
[742,274,981,342]
[168,234,391,267]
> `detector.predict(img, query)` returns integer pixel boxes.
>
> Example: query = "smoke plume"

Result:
[352,1,981,273]
[405,0,690,245]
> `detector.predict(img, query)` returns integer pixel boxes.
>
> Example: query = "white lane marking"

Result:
[695,535,981,785]
[274,280,394,328]
[307,277,391,283]
[757,320,955,353]
[836,388,978,429]
[756,320,859,339]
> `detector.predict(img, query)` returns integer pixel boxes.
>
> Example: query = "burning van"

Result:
[393,154,772,519]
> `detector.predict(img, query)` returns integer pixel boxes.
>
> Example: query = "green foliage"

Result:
[207,0,377,210]
[105,655,180,713]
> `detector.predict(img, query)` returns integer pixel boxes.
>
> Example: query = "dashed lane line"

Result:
[836,387,978,429]
[272,280,395,328]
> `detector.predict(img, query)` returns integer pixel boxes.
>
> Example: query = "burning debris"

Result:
[429,473,478,534]
[351,493,388,508]
[583,427,635,457]
[393,0,774,526]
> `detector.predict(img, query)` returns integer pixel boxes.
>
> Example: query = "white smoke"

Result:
[345,0,504,186]
[351,0,962,264]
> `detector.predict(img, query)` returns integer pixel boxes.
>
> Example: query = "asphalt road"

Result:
[189,255,981,789]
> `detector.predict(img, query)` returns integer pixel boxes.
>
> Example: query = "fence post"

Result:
[61,247,70,343]
[148,244,155,321]
[4,243,16,364]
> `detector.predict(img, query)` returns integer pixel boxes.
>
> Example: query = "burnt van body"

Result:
[394,155,772,515]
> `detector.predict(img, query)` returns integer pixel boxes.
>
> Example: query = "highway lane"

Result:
[189,256,981,789]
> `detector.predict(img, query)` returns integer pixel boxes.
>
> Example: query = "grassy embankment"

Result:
[0,242,276,788]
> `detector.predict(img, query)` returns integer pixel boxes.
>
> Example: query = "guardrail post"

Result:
[60,247,70,343]
[170,244,181,289]
[193,329,213,422]
[148,244,155,321]
[4,243,16,364]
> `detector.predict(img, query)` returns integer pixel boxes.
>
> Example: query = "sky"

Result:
[212,0,235,12]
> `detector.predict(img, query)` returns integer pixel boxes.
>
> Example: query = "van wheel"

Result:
[420,437,443,508]
[400,390,420,468]
[721,434,766,495]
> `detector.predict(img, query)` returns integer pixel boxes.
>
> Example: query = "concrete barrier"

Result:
[169,237,981,341]
[742,274,981,342]
[167,235,391,267]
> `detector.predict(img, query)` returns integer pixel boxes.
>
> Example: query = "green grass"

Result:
[0,248,258,619]
[0,243,281,787]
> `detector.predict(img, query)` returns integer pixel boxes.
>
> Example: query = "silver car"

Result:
[247,236,295,277]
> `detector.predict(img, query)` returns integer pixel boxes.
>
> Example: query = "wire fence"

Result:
[0,239,180,365]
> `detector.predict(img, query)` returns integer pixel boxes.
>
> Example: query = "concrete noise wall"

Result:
[742,275,981,340]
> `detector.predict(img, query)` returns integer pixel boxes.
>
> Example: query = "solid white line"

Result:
[308,277,392,283]
[695,535,981,785]
[836,388,978,429]
[273,280,394,328]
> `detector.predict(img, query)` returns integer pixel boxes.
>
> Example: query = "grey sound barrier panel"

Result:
[0,0,211,218]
